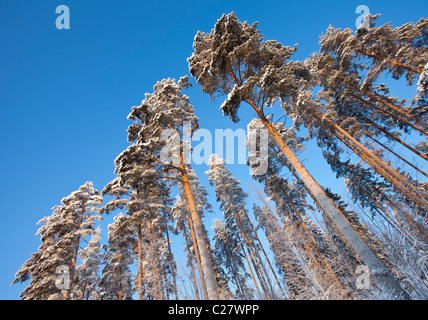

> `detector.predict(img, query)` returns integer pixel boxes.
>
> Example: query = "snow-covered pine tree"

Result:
[322,148,427,244]
[12,182,102,300]
[172,165,231,299]
[297,59,428,213]
[253,203,315,299]
[102,162,176,300]
[98,213,135,300]
[12,205,65,300]
[122,77,220,299]
[303,42,428,241]
[304,19,428,213]
[76,227,102,300]
[320,15,428,88]
[206,154,280,299]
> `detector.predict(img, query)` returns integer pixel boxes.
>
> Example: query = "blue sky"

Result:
[1,0,427,299]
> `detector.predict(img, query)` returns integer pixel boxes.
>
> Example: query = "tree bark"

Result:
[179,154,220,300]
[163,212,178,300]
[137,220,143,300]
[355,49,422,74]
[184,202,209,299]
[148,217,160,300]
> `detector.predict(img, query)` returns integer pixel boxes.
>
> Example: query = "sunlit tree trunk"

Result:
[179,154,219,300]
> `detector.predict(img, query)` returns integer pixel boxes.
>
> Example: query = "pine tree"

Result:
[98,213,135,300]
[76,227,102,300]
[12,205,65,300]
[206,154,282,299]
[253,203,314,299]
[111,77,219,299]
[12,182,102,300]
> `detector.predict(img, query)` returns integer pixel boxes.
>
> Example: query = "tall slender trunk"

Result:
[179,154,219,300]
[351,89,428,135]
[359,114,428,162]
[185,202,209,299]
[267,169,348,293]
[163,212,178,300]
[345,173,428,244]
[270,210,327,296]
[241,207,283,292]
[246,97,408,298]
[240,241,263,298]
[182,223,201,300]
[228,250,246,298]
[310,105,428,209]
[137,220,143,300]
[366,134,428,178]
[118,260,123,300]
[225,193,280,297]
[148,217,160,300]
[355,49,422,74]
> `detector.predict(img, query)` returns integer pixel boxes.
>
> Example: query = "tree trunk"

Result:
[118,262,123,301]
[137,220,143,300]
[351,89,428,135]
[355,49,422,74]
[163,212,178,300]
[182,224,201,300]
[359,114,428,162]
[185,202,209,299]
[267,169,349,293]
[179,154,220,300]
[366,134,428,178]
[241,207,283,292]
[148,217,160,300]
[310,105,428,209]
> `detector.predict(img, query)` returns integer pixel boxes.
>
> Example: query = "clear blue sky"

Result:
[1,0,427,299]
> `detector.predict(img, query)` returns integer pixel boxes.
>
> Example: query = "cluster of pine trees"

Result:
[13,12,428,300]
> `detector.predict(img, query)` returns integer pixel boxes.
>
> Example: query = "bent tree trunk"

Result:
[247,98,408,298]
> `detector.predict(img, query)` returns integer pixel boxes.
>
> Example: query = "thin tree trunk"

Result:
[267,169,349,293]
[228,250,246,298]
[351,89,428,135]
[241,208,283,292]
[224,193,282,292]
[163,212,178,300]
[148,217,160,300]
[224,194,271,299]
[311,105,428,209]
[270,211,327,296]
[182,224,201,300]
[185,202,209,299]
[240,241,263,299]
[118,262,123,301]
[359,114,428,162]
[179,154,219,300]
[137,220,143,300]
[355,49,422,74]
[366,134,428,178]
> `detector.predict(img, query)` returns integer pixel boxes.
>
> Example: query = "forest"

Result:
[12,12,428,300]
